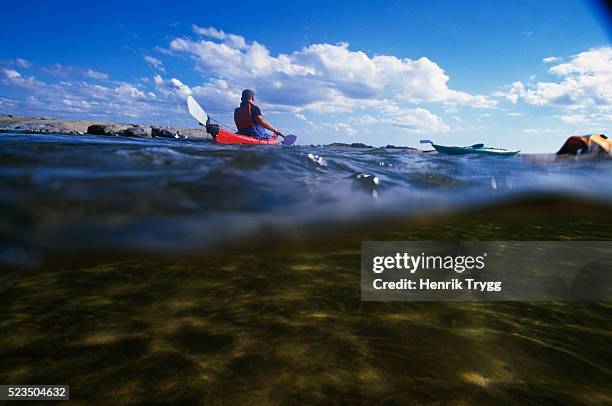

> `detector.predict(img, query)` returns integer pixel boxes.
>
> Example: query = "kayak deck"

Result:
[433,144,519,156]
[214,129,281,145]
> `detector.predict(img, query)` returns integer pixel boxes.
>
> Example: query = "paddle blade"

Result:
[420,139,433,144]
[282,134,297,146]
[187,95,208,125]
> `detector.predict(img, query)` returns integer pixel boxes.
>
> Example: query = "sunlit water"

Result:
[1,133,611,404]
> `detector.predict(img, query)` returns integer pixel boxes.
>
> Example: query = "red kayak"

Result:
[215,129,281,145]
[187,96,294,145]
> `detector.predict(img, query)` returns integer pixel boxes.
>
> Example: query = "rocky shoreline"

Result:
[0,115,211,140]
[0,114,425,149]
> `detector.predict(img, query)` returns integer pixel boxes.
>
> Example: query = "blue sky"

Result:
[1,0,610,151]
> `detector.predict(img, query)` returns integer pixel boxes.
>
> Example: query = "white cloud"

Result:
[192,25,247,49]
[1,58,32,68]
[0,68,188,121]
[144,55,165,72]
[0,27,503,135]
[1,68,42,88]
[493,81,526,104]
[153,74,241,115]
[343,103,450,134]
[382,105,449,133]
[443,104,458,113]
[333,122,357,135]
[353,114,377,125]
[499,47,612,113]
[0,96,18,110]
[15,58,31,68]
[522,127,565,134]
[41,63,73,77]
[168,28,496,114]
[491,46,612,131]
[558,114,587,124]
[507,112,523,116]
[153,74,192,98]
[83,68,109,80]
[192,25,226,40]
[114,83,146,98]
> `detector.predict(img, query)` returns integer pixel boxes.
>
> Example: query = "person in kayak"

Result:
[556,134,611,156]
[234,89,282,139]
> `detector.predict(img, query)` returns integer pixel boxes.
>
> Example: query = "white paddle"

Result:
[187,95,208,126]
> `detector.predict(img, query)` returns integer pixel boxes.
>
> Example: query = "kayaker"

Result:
[234,89,282,139]
[556,134,611,156]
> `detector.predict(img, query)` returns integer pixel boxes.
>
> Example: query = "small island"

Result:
[0,114,211,139]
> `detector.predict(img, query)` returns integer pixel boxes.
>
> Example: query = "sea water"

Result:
[1,132,611,404]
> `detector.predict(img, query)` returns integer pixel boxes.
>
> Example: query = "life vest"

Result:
[589,134,611,154]
[234,102,254,130]
[557,134,611,155]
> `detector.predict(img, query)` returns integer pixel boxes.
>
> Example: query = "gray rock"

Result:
[118,126,152,138]
[87,124,112,135]
[15,123,59,133]
[86,124,130,135]
[151,127,177,138]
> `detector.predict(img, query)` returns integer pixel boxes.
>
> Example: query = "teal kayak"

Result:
[420,140,520,156]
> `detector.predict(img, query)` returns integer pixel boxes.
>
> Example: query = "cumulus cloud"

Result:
[0,96,18,110]
[114,83,146,98]
[144,55,165,72]
[496,47,612,114]
[1,68,42,88]
[333,122,357,135]
[497,81,526,104]
[542,56,561,64]
[192,25,226,40]
[15,58,31,68]
[169,27,496,114]
[526,48,612,110]
[192,25,247,49]
[83,68,109,80]
[0,68,186,121]
[1,58,32,68]
[380,106,450,133]
[41,63,73,77]
[343,103,449,134]
[1,27,500,135]
[558,114,588,124]
[153,74,192,98]
[522,127,565,134]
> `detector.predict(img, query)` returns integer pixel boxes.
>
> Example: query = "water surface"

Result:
[1,133,611,404]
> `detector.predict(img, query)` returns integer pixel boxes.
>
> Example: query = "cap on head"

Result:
[241,89,255,102]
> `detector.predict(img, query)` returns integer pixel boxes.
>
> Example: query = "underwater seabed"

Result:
[1,196,611,404]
